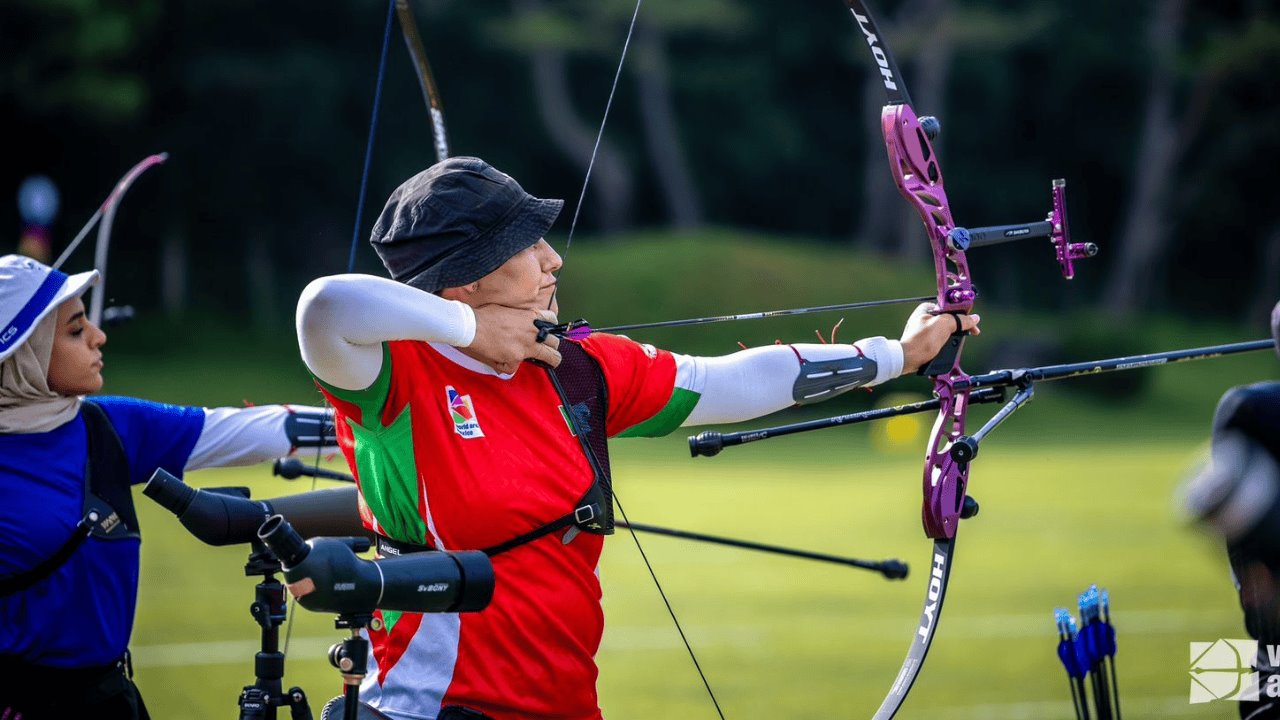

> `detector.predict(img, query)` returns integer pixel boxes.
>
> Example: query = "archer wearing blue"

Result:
[0,254,334,719]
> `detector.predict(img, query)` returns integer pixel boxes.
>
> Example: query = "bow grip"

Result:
[916,331,967,377]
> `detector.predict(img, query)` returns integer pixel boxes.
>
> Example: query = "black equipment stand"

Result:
[238,540,313,720]
[329,613,377,720]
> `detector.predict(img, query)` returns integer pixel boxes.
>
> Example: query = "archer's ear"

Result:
[439,283,480,302]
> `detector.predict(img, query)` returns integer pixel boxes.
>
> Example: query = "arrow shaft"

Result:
[597,295,934,334]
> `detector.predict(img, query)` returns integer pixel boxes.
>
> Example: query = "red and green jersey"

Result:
[317,334,679,720]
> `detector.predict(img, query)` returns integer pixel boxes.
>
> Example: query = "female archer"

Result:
[0,254,333,719]
[295,157,979,720]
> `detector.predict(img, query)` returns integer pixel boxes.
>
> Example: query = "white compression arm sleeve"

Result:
[680,338,903,427]
[186,404,336,471]
[297,274,477,391]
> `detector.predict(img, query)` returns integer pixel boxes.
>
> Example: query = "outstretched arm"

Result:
[611,303,979,436]
[185,404,336,471]
[679,339,901,427]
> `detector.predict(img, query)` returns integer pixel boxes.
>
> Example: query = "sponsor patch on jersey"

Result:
[558,401,593,437]
[640,343,658,359]
[446,386,485,439]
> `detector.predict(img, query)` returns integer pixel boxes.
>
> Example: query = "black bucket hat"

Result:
[370,157,563,293]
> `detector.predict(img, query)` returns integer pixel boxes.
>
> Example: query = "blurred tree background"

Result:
[2,0,1278,331]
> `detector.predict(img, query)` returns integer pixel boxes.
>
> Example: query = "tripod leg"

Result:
[286,687,312,720]
[344,684,360,720]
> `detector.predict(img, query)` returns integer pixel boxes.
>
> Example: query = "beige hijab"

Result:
[0,313,81,434]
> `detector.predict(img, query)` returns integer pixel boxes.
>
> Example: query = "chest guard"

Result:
[482,339,614,555]
[377,340,615,559]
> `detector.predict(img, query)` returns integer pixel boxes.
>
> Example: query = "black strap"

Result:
[0,403,135,597]
[82,402,138,540]
[0,515,95,597]
[480,513,577,557]
[377,489,607,557]
[548,340,615,534]
[484,341,613,556]
[438,706,494,720]
[377,511,576,558]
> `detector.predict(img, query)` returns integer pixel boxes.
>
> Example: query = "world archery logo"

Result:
[445,386,484,439]
[1189,639,1259,703]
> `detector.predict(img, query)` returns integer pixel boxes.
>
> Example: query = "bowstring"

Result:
[546,0,644,309]
[347,0,398,275]
[286,0,398,661]
[614,494,726,718]
[545,1,725,716]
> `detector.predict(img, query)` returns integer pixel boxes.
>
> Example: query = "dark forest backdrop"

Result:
[3,0,1278,329]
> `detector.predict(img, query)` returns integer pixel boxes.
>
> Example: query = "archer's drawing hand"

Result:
[899,302,981,375]
[468,305,562,373]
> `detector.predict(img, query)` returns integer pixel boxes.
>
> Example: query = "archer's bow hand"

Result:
[469,305,561,373]
[899,303,981,375]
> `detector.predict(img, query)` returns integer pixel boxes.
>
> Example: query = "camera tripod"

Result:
[237,540,313,720]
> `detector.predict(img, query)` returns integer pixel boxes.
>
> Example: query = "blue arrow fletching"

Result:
[1081,622,1104,664]
[1057,638,1088,679]
[1073,632,1094,673]
[1054,609,1089,679]
[1101,620,1117,657]
[1098,587,1116,656]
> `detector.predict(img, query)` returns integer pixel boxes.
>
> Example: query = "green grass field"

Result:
[129,375,1265,720]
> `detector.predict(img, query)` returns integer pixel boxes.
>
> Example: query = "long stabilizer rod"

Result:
[271,459,907,578]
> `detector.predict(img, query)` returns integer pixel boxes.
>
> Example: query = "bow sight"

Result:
[943,178,1098,279]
